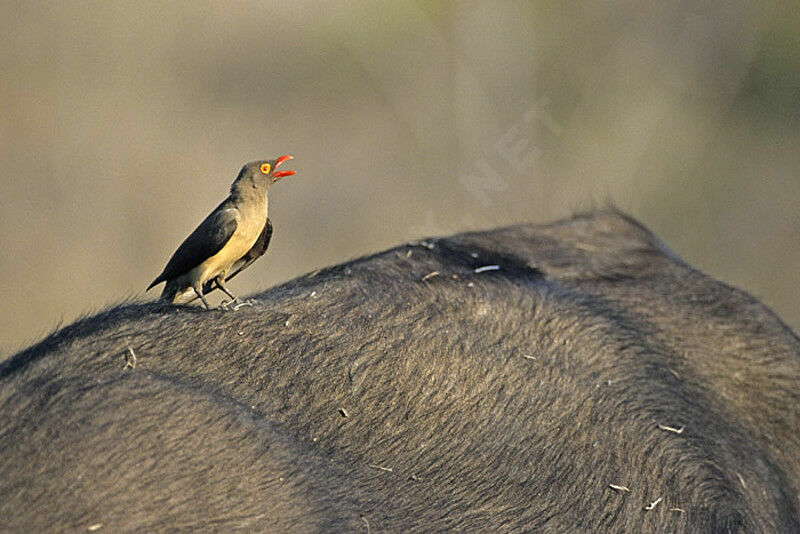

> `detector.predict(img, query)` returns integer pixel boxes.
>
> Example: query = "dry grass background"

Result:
[1,1,798,356]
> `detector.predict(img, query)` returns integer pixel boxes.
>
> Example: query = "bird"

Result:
[147,156,296,308]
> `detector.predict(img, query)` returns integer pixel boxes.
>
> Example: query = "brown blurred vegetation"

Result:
[1,1,798,356]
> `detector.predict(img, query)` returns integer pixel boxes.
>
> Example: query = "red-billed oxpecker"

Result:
[147,156,296,308]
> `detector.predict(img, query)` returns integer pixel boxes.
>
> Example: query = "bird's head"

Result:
[236,155,297,188]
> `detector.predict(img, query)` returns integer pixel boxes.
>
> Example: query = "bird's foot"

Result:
[218,298,240,310]
[232,299,257,310]
[218,298,257,311]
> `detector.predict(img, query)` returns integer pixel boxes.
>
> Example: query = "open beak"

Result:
[272,155,296,179]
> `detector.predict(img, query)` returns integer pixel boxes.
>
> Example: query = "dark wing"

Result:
[147,201,238,290]
[225,217,273,282]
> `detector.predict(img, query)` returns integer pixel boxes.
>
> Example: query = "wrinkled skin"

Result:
[1,210,798,532]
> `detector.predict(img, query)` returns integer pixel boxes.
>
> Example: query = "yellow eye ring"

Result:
[260,163,271,174]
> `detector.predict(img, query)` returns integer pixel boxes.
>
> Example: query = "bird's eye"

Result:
[260,163,271,174]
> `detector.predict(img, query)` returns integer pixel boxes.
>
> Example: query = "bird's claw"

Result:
[233,299,257,310]
[218,298,239,310]
[218,298,256,311]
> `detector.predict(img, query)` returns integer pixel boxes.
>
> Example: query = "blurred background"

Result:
[1,1,798,356]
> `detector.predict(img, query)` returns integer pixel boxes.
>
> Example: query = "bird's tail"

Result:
[160,279,199,305]
[146,277,162,292]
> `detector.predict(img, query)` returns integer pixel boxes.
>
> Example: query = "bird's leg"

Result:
[215,276,239,304]
[192,285,211,310]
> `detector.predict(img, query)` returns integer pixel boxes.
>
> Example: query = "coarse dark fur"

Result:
[1,210,798,532]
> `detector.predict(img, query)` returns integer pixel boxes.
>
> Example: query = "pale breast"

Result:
[194,202,267,284]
